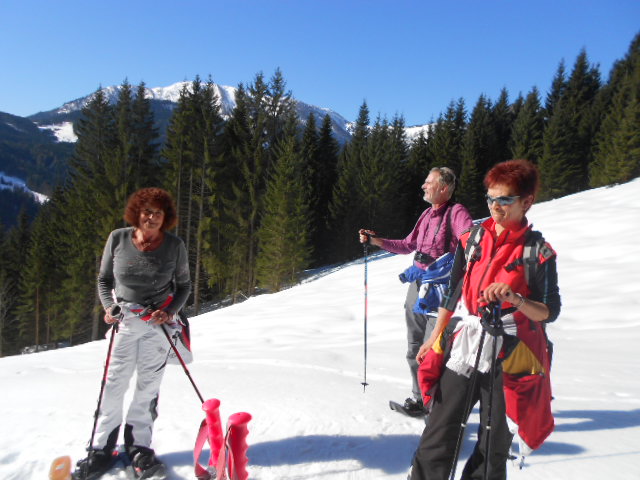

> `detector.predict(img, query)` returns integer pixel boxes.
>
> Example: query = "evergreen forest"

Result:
[1,34,639,356]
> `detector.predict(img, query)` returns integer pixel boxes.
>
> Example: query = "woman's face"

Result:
[138,203,165,234]
[486,183,532,231]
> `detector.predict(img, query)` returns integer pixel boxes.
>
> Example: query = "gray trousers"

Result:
[405,281,436,400]
[93,308,170,450]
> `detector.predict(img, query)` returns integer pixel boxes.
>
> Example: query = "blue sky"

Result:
[1,0,638,126]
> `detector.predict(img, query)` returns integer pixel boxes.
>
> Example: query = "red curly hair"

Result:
[484,159,540,200]
[124,188,178,231]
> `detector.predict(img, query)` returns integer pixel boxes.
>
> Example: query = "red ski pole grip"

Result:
[227,412,252,480]
[202,399,224,465]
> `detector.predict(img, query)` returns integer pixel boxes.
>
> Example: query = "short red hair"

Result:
[484,159,540,200]
[124,188,178,231]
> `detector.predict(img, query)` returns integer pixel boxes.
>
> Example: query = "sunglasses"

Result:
[485,194,520,206]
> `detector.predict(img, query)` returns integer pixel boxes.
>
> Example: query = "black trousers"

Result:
[410,365,513,480]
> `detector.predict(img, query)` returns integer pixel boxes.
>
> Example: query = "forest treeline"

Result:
[0,33,638,356]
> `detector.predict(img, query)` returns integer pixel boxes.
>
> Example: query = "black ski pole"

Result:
[84,306,121,480]
[483,303,502,480]
[361,235,370,392]
[160,323,205,404]
[449,319,488,480]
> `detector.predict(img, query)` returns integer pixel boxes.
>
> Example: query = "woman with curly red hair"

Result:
[409,159,561,480]
[73,187,190,479]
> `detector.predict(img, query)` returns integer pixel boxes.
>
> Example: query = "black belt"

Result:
[414,251,435,264]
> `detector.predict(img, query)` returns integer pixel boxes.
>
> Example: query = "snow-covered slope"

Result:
[0,172,48,203]
[1,179,639,479]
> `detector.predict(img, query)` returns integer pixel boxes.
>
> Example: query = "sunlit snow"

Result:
[1,179,639,479]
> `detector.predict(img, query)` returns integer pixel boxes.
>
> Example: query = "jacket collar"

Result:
[480,216,531,244]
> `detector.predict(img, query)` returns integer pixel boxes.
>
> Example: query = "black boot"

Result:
[71,449,116,480]
[403,397,426,417]
[128,446,166,479]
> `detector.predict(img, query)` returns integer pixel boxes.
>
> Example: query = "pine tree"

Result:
[0,211,30,355]
[312,114,340,264]
[458,95,497,218]
[131,82,161,188]
[0,269,12,356]
[217,84,254,299]
[381,115,410,235]
[545,60,567,119]
[361,116,392,230]
[511,87,544,163]
[510,93,525,124]
[256,114,311,291]
[427,99,467,177]
[492,88,515,165]
[299,113,321,257]
[539,50,602,199]
[63,87,117,340]
[193,80,225,313]
[163,83,192,242]
[329,101,370,261]
[17,202,59,348]
[591,33,640,186]
[163,77,224,312]
[217,70,297,298]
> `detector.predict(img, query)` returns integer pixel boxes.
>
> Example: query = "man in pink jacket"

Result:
[360,167,472,416]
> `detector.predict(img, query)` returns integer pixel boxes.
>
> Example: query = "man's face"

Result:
[422,172,448,205]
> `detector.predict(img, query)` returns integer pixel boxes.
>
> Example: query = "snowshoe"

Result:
[389,398,426,417]
[70,449,118,480]
[129,446,167,479]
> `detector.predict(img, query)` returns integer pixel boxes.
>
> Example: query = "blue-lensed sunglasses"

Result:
[485,194,520,206]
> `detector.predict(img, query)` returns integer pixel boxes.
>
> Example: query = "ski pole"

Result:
[84,306,121,480]
[361,234,370,392]
[449,317,489,480]
[483,303,502,480]
[160,323,205,404]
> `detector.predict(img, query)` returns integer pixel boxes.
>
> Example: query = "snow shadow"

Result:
[454,415,586,459]
[553,408,640,432]
[158,434,418,473]
[159,431,585,475]
[226,434,417,473]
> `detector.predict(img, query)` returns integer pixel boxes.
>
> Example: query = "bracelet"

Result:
[514,293,526,309]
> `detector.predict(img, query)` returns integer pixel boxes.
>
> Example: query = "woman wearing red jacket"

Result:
[409,159,561,480]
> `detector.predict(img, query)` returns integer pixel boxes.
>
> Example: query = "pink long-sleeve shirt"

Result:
[381,201,473,269]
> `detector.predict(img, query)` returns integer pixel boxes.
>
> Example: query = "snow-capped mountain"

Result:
[27,81,432,145]
[28,81,355,144]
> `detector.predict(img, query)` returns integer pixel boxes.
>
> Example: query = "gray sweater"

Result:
[97,227,191,315]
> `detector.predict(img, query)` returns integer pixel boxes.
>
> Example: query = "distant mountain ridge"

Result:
[0,111,72,192]
[1,81,431,218]
[27,81,357,145]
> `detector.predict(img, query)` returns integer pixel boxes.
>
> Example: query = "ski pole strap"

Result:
[160,324,205,404]
[194,419,215,480]
[193,421,234,480]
